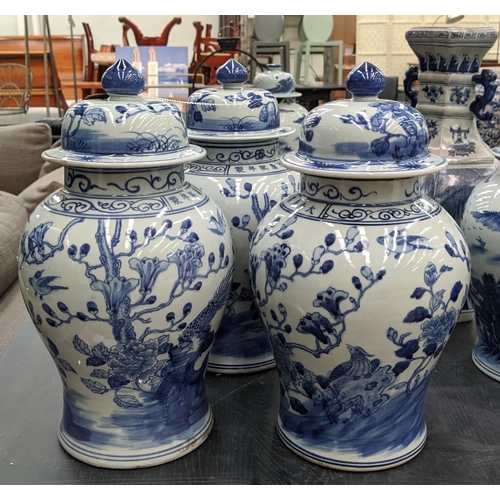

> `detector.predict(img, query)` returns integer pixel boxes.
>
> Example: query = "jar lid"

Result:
[253,63,302,99]
[42,58,205,167]
[186,58,293,142]
[281,61,448,179]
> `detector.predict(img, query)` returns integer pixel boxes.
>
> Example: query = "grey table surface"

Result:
[1,316,500,485]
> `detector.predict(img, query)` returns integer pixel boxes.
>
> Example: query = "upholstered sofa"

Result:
[0,122,64,356]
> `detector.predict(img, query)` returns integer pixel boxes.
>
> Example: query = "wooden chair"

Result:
[188,21,241,85]
[82,22,114,83]
[118,17,182,46]
[0,63,31,115]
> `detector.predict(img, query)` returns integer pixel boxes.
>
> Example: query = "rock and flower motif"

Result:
[186,156,299,373]
[20,208,233,409]
[249,181,470,470]
[19,195,234,467]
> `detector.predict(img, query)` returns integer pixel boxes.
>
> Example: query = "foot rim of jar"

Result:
[207,358,276,374]
[276,420,427,472]
[472,349,500,383]
[57,410,214,469]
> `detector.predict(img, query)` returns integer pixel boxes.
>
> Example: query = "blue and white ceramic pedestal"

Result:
[186,138,298,374]
[17,59,235,469]
[249,62,471,471]
[404,26,500,323]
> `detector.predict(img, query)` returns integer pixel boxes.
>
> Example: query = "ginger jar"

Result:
[185,59,298,374]
[17,59,234,468]
[462,148,500,382]
[249,62,471,470]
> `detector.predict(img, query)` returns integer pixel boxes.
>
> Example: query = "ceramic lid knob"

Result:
[102,58,145,95]
[346,61,385,97]
[216,59,248,87]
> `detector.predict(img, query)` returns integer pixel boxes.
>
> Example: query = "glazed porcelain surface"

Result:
[249,62,471,471]
[462,152,500,381]
[186,59,288,138]
[476,68,500,149]
[185,59,298,374]
[404,26,499,322]
[17,59,234,469]
[253,63,308,154]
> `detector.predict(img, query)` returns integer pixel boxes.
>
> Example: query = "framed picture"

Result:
[116,46,189,99]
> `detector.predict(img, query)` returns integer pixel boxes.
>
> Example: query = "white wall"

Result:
[0,15,26,35]
[0,15,221,62]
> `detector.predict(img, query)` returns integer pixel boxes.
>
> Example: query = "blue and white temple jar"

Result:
[404,26,499,322]
[17,59,234,468]
[185,59,297,374]
[253,63,308,154]
[462,149,500,381]
[249,62,471,471]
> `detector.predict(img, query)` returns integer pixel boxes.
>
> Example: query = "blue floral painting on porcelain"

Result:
[475,69,500,150]
[253,64,308,154]
[404,26,499,323]
[462,151,500,382]
[17,59,234,469]
[185,59,298,374]
[249,62,470,471]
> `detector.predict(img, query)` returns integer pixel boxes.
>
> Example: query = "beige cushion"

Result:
[0,191,28,296]
[39,138,63,178]
[0,123,52,195]
[19,167,64,215]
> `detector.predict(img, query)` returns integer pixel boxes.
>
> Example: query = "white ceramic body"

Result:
[249,174,470,470]
[185,137,299,373]
[18,164,234,468]
[278,98,308,154]
[462,169,500,381]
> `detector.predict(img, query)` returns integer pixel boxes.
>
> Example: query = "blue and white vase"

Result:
[404,26,499,322]
[253,63,308,154]
[249,62,471,471]
[17,59,234,468]
[462,149,500,381]
[184,59,298,374]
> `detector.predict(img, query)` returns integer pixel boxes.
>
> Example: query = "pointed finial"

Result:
[216,59,248,86]
[346,61,386,98]
[101,58,145,95]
